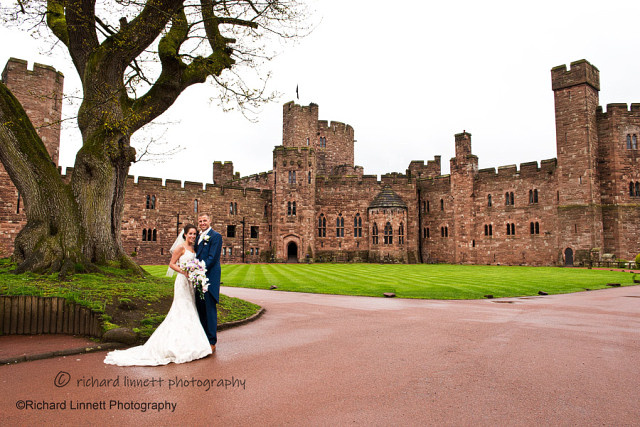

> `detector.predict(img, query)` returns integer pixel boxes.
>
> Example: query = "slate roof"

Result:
[368,185,407,209]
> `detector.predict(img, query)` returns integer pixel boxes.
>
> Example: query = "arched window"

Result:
[426,227,430,238]
[488,194,492,207]
[354,213,362,237]
[529,190,533,204]
[507,223,511,235]
[287,201,292,216]
[505,192,509,205]
[142,229,147,241]
[146,195,151,209]
[308,172,311,184]
[372,223,379,244]
[489,224,492,236]
[535,222,540,234]
[441,226,444,237]
[384,222,393,244]
[636,181,640,196]
[152,229,157,242]
[336,214,344,237]
[634,135,638,149]
[530,222,535,235]
[318,214,326,237]
[440,199,444,211]
[627,134,632,149]
[510,192,514,205]
[234,202,238,215]
[427,200,430,212]
[485,224,489,236]
[151,195,156,209]
[445,226,449,237]
[630,182,635,197]
[292,201,297,216]
[534,189,538,203]
[398,222,404,244]
[229,202,234,214]
[194,199,198,213]
[292,171,296,184]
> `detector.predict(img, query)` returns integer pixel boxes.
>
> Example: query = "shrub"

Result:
[635,253,640,269]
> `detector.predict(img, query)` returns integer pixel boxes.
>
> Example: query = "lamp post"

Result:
[240,217,246,263]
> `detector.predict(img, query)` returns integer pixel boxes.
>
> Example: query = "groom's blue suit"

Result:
[195,228,222,345]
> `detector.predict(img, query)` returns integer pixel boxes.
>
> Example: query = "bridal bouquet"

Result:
[179,259,209,300]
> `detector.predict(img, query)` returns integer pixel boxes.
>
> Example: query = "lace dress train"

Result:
[104,250,212,366]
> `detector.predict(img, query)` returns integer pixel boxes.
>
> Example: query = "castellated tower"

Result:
[282,101,355,175]
[1,58,64,165]
[449,132,478,264]
[551,59,604,264]
[272,145,317,261]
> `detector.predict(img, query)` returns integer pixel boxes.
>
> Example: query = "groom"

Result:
[195,213,222,352]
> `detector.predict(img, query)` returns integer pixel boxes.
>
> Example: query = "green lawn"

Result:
[149,263,638,300]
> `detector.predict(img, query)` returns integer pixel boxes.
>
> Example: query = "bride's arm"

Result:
[169,246,188,277]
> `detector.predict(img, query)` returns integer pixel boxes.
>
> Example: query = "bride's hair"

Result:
[182,224,197,239]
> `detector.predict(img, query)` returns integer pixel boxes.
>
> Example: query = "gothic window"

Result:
[146,195,150,209]
[318,214,326,237]
[227,225,236,238]
[292,201,297,216]
[427,200,430,212]
[398,223,404,245]
[426,227,430,238]
[634,134,638,150]
[445,226,449,237]
[440,199,444,211]
[441,227,444,237]
[372,222,379,244]
[354,213,362,237]
[506,223,515,236]
[627,134,632,149]
[530,222,540,235]
[630,182,635,197]
[234,202,238,214]
[251,226,259,239]
[194,199,198,213]
[488,194,492,207]
[152,229,157,242]
[384,222,393,245]
[287,202,291,215]
[636,182,640,196]
[292,171,296,184]
[151,195,156,209]
[142,229,147,241]
[529,189,539,204]
[229,202,234,215]
[485,224,493,236]
[505,191,514,206]
[336,214,344,237]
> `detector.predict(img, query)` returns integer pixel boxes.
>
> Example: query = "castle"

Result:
[1,58,639,266]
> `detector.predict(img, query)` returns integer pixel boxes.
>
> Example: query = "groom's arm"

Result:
[205,232,222,270]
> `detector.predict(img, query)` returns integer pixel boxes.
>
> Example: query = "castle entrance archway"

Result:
[287,242,299,263]
[564,248,574,266]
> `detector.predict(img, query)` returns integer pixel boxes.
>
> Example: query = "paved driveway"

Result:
[2,285,639,425]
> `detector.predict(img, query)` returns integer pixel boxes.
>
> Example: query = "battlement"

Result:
[1,58,64,82]
[212,161,234,185]
[551,59,600,91]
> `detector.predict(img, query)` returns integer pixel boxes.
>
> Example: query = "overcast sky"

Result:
[1,0,639,184]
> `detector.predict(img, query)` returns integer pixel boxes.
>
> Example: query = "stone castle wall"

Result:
[1,57,638,266]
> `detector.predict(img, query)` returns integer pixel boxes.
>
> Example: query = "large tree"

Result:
[0,0,304,276]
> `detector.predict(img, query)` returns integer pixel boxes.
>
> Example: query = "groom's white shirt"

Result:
[198,227,212,244]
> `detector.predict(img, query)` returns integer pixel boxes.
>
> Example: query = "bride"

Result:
[104,224,212,366]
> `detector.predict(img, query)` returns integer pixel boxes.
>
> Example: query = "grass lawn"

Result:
[0,260,261,339]
[167,263,638,300]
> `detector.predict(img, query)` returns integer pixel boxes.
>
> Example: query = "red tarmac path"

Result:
[1,285,639,425]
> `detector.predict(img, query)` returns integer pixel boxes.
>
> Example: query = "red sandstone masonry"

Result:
[0,59,638,265]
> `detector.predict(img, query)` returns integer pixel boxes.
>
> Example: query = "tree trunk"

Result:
[0,82,142,276]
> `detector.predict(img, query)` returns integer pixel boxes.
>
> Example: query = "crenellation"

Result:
[0,58,637,265]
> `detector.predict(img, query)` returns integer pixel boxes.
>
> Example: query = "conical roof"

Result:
[368,185,407,209]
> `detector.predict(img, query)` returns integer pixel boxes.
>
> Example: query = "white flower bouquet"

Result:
[179,258,209,299]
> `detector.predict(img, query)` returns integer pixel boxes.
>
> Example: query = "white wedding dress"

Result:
[104,250,212,366]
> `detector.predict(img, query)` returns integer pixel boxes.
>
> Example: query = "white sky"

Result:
[1,0,639,184]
